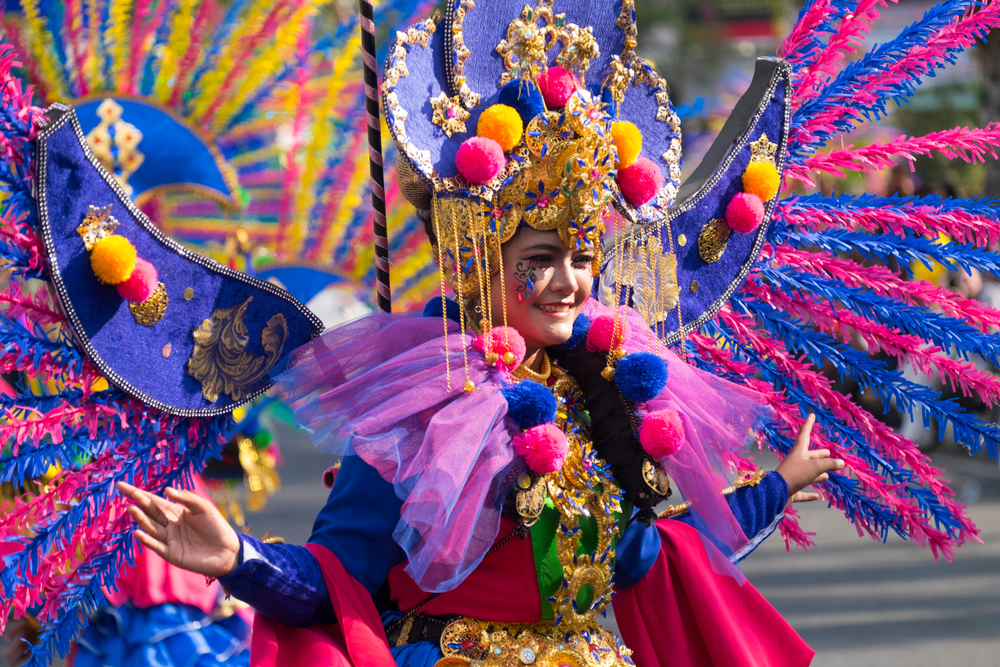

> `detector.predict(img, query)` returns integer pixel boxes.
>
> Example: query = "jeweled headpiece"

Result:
[384,0,683,301]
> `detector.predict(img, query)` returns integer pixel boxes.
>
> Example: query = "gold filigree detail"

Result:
[450,0,480,108]
[435,617,631,667]
[545,362,620,633]
[76,204,120,251]
[603,56,634,106]
[129,282,168,326]
[86,99,145,196]
[430,92,470,137]
[515,477,546,522]
[642,459,671,496]
[187,297,288,403]
[557,23,601,79]
[698,218,731,264]
[750,133,778,164]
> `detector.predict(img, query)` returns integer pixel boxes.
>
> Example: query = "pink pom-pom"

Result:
[639,409,685,458]
[456,136,505,184]
[616,157,663,206]
[116,257,158,303]
[586,313,631,352]
[538,66,578,109]
[513,423,569,474]
[725,192,765,234]
[472,326,526,371]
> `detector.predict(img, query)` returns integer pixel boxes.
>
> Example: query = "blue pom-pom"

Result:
[588,83,618,117]
[498,80,545,126]
[615,352,668,403]
[501,380,557,429]
[552,312,591,351]
[422,297,462,323]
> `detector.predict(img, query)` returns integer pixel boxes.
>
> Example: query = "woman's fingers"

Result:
[793,413,816,451]
[807,448,831,459]
[134,529,169,558]
[117,481,173,527]
[127,504,167,541]
[790,490,820,503]
[165,487,212,514]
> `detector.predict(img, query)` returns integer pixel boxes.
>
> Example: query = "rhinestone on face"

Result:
[519,647,537,664]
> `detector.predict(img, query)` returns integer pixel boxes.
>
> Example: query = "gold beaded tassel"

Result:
[472,203,497,365]
[449,201,475,393]
[432,196,452,392]
[602,211,629,380]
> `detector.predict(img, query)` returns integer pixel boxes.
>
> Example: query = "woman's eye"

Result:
[573,256,594,267]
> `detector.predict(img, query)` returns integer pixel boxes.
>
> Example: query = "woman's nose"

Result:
[547,260,578,294]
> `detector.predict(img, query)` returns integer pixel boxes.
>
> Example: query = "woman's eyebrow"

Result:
[519,243,565,253]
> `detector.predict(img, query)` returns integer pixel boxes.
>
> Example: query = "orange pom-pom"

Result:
[90,235,136,284]
[742,161,780,201]
[477,104,523,152]
[611,121,642,168]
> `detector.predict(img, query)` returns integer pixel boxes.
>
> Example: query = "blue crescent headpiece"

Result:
[36,104,323,416]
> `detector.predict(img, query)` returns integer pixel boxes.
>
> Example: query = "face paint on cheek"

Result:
[513,261,538,302]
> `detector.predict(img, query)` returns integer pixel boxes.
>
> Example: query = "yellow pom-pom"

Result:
[742,161,780,201]
[90,235,136,284]
[611,121,642,168]
[477,104,523,152]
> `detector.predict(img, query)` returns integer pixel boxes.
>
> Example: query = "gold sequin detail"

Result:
[129,282,169,326]
[698,217,731,264]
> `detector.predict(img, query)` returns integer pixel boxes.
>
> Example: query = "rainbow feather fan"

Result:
[0,1,433,664]
[693,0,1000,554]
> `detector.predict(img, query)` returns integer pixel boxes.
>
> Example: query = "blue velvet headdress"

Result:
[37,104,322,416]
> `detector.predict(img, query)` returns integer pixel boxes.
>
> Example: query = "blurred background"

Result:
[2,0,999,665]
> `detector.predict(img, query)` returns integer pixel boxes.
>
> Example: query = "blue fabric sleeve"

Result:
[217,534,335,627]
[673,470,789,559]
[217,455,407,627]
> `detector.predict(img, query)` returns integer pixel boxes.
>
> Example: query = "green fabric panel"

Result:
[531,497,561,621]
[529,496,630,620]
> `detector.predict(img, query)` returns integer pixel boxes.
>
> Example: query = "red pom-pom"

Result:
[456,136,505,184]
[586,313,631,352]
[725,192,765,234]
[616,157,663,206]
[538,66,578,109]
[513,423,569,474]
[116,257,158,303]
[472,326,526,371]
[639,409,685,458]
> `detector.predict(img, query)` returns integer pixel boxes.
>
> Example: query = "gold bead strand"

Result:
[450,204,474,392]
[433,198,451,392]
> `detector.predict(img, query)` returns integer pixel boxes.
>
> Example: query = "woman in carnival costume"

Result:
[5,0,1000,666]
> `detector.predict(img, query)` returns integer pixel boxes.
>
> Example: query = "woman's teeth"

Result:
[535,303,571,313]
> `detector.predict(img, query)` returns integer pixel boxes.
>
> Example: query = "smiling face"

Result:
[489,226,594,351]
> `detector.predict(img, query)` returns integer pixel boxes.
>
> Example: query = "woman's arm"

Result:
[119,456,407,628]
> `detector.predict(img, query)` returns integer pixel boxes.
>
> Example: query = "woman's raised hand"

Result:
[774,414,845,504]
[116,482,241,578]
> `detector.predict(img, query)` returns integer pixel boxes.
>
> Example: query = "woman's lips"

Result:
[534,302,573,318]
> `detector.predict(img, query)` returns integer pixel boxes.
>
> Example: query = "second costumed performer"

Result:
[120,1,839,666]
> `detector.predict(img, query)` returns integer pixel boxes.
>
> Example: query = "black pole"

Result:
[359,0,391,313]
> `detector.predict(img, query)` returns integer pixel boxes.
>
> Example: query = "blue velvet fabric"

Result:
[75,99,238,207]
[674,471,789,562]
[37,109,321,414]
[74,602,250,667]
[606,66,791,342]
[219,456,405,627]
[613,514,662,590]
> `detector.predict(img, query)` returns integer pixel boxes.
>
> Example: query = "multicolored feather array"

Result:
[695,0,1000,554]
[0,1,429,663]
